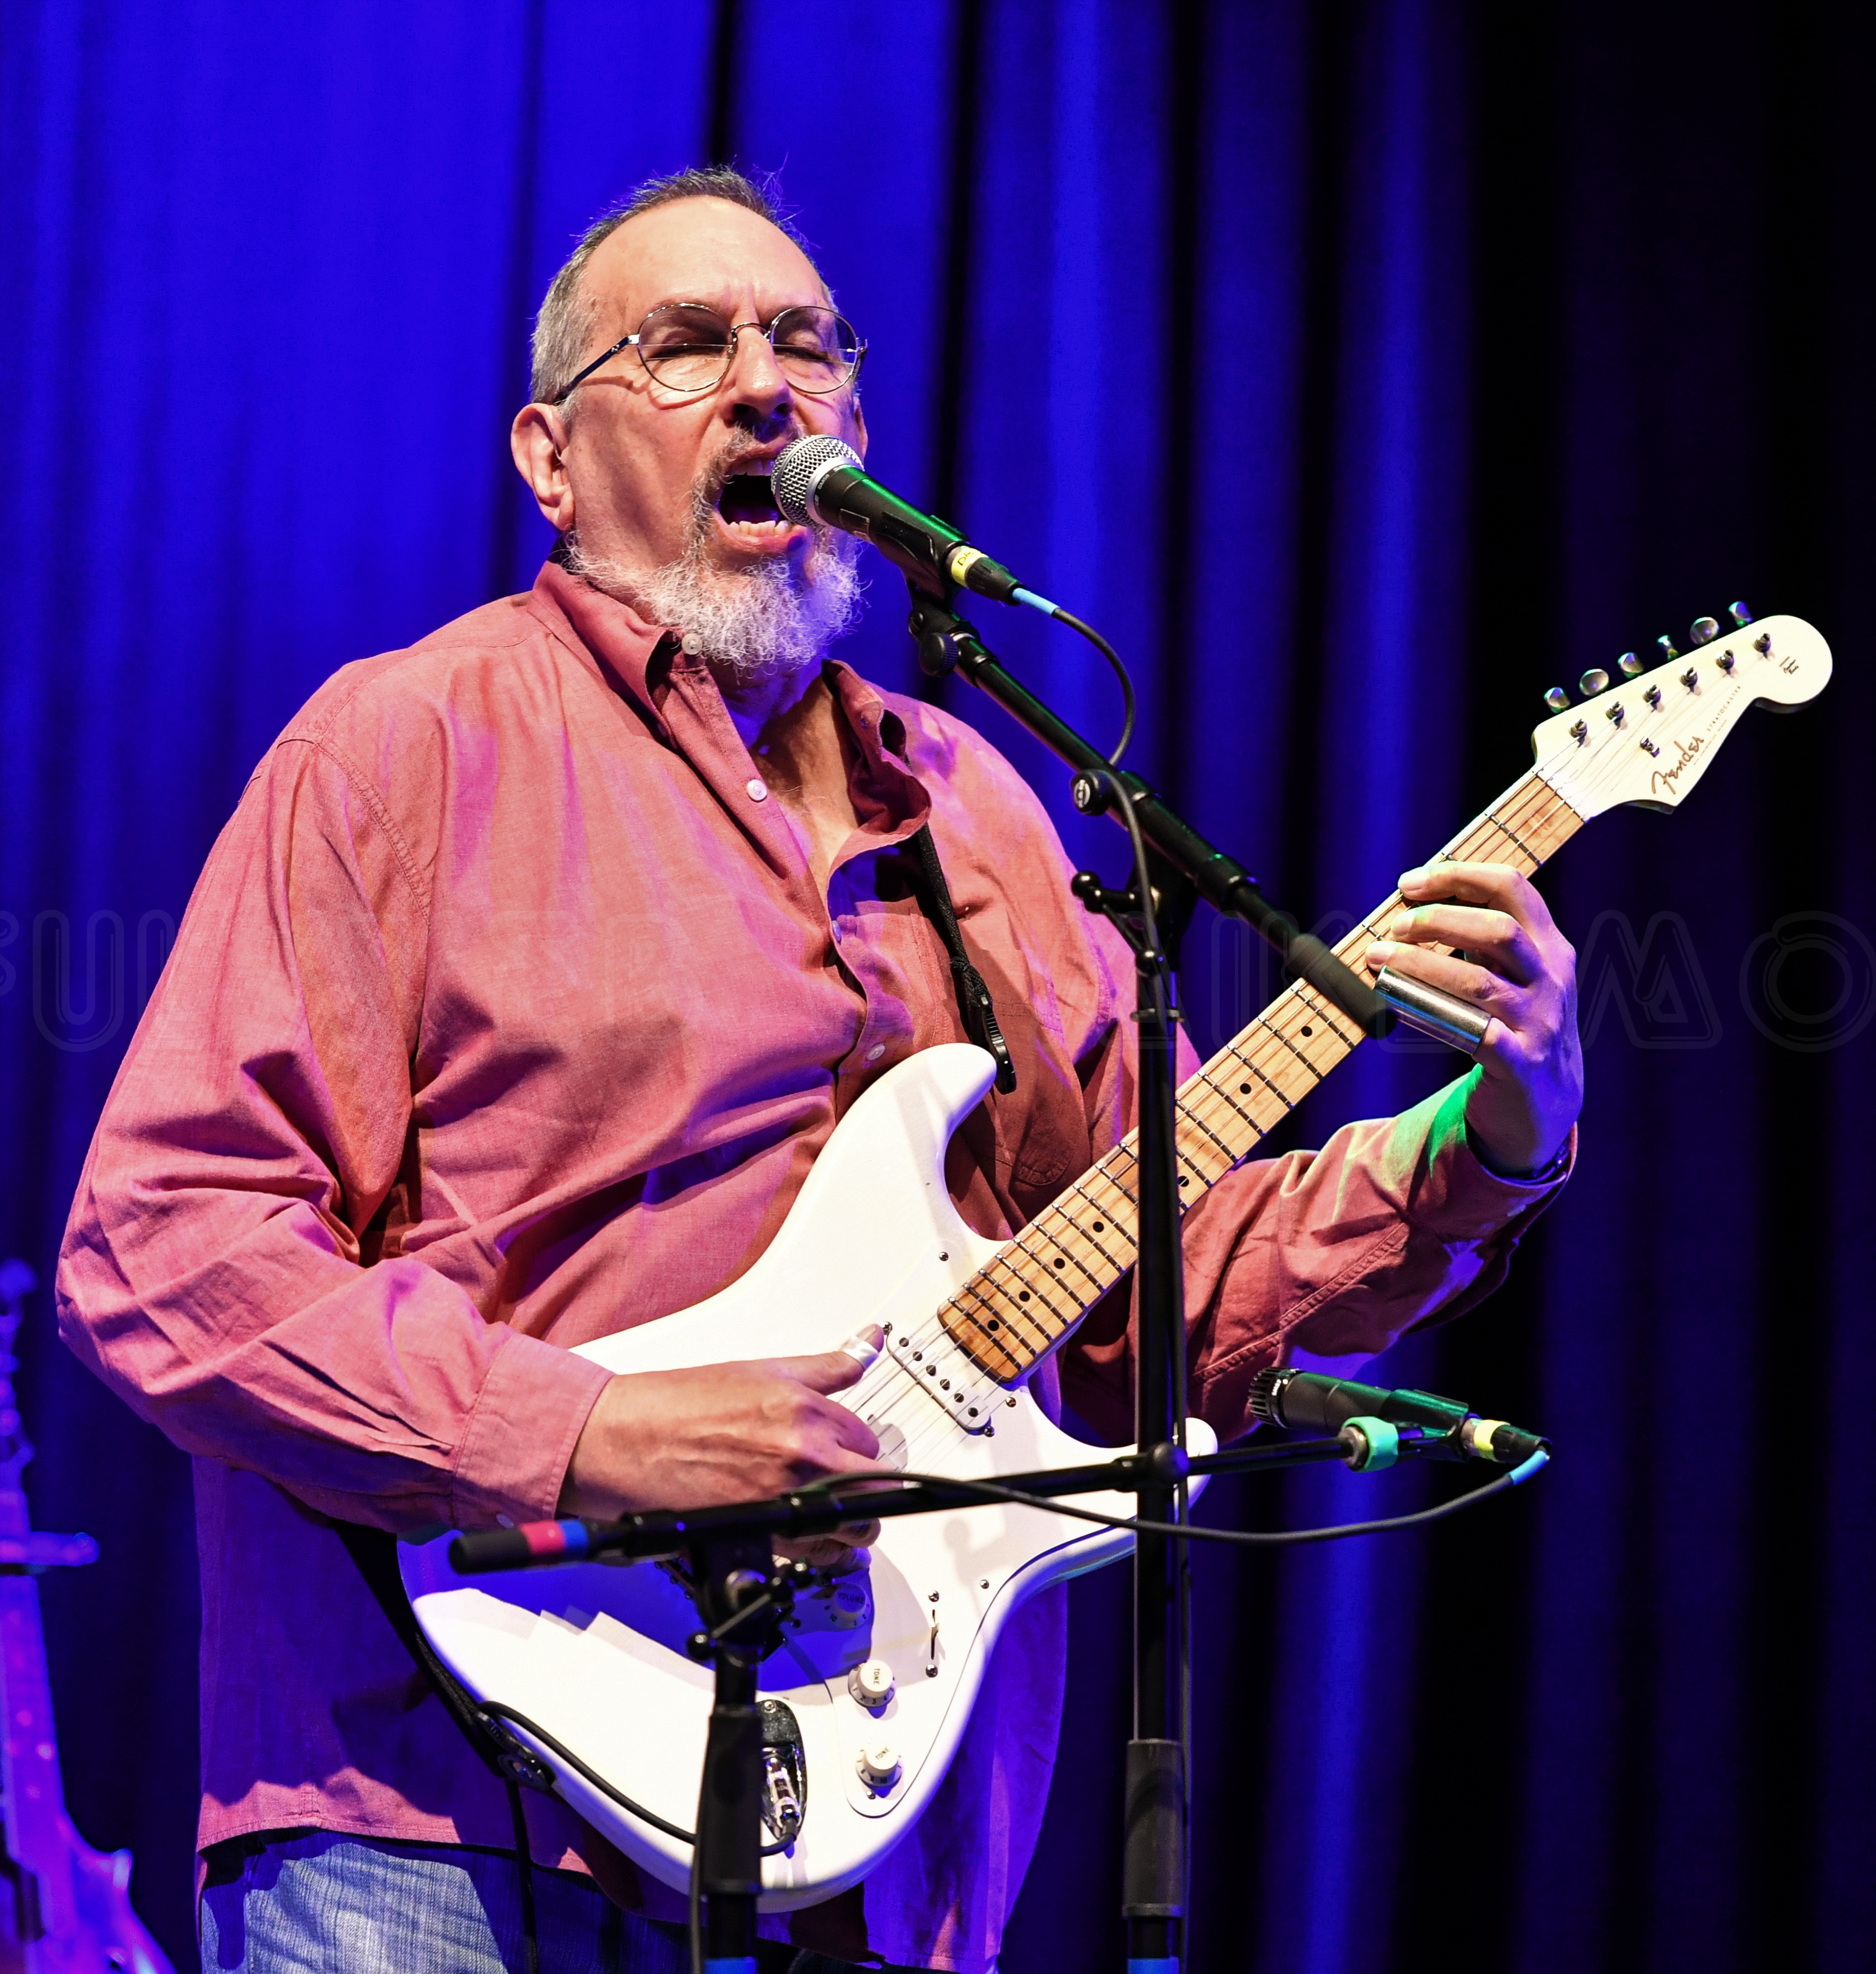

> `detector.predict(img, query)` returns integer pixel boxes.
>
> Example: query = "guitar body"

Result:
[402,1043,1214,1909]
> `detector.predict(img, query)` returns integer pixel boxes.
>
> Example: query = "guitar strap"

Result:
[335,1519,551,1790]
[904,823,1018,1094]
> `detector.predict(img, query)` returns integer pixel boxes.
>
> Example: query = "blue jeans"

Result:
[198,1831,891,1973]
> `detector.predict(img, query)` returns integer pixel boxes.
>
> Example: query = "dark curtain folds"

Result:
[2,4,1871,1969]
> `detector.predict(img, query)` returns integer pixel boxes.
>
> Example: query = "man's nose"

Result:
[723,324,795,432]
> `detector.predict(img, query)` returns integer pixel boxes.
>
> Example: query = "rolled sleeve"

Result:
[56,723,606,1533]
[1061,1070,1573,1444]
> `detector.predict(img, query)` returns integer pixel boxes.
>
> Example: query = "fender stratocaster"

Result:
[403,612,1830,1908]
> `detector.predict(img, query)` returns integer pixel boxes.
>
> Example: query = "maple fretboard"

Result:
[939,770,1585,1381]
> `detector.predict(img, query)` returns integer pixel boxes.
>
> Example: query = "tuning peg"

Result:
[1655,635,1680,664]
[1579,668,1610,695]
[1690,616,1720,645]
[1543,686,1570,713]
[1617,651,1644,676]
[1728,601,1754,627]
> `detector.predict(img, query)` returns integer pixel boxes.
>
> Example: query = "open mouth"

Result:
[715,465,790,540]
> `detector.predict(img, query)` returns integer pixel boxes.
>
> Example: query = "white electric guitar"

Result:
[403,611,1830,1908]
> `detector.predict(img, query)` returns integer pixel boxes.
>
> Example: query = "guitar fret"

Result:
[1224,1039,1294,1113]
[969,1280,1052,1356]
[1030,1218,1107,1298]
[1288,982,1359,1048]
[1254,1011,1321,1078]
[1177,1097,1238,1168]
[988,1248,1079,1328]
[1062,1182,1133,1270]
[1190,1069,1263,1138]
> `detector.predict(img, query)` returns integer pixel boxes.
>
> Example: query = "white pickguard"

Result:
[401,1044,1213,1909]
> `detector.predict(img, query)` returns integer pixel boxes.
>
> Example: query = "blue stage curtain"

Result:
[3,3,1872,1967]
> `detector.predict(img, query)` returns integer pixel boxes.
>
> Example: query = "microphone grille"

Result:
[1248,1367,1290,1426]
[771,434,862,524]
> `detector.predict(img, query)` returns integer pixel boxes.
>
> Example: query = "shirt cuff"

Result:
[1407,1073,1577,1237]
[448,1329,615,1529]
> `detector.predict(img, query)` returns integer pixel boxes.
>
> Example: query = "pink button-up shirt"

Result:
[57,562,1566,1971]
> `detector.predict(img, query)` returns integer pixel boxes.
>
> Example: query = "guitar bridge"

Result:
[758,1698,807,1843]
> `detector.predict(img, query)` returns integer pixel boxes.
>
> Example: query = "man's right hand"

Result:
[557,1346,883,1533]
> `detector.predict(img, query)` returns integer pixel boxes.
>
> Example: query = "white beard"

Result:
[563,511,865,686]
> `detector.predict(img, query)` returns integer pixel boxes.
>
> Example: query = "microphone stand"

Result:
[903,588,1394,1973]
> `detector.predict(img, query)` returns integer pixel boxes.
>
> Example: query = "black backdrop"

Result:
[3,4,1873,1969]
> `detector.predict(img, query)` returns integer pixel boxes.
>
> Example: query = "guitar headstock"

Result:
[1532,609,1831,821]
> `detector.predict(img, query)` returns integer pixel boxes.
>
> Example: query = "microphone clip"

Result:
[906,588,989,681]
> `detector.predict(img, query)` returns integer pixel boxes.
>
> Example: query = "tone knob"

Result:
[1617,651,1644,676]
[1690,615,1720,645]
[1578,668,1610,695]
[857,1741,901,1787]
[1655,634,1680,663]
[1543,686,1570,713]
[1728,601,1754,627]
[848,1659,895,1708]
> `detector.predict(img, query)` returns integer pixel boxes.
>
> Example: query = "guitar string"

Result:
[864,771,1587,1421]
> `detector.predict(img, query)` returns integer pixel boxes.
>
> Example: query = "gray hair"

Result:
[529,166,813,409]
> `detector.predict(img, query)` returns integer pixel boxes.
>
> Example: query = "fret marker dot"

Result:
[1239,1083,1251,1094]
[1092,1221,1104,1232]
[987,1318,1000,1331]
[1179,1176,1189,1187]
[1019,1292,1031,1303]
[1300,1026,1313,1037]
[1053,1257,1065,1268]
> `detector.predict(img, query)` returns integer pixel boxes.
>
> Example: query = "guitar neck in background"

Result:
[941,770,1586,1381]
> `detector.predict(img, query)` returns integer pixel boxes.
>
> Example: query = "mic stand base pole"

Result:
[1080,907,1190,1972]
[688,1534,776,1974]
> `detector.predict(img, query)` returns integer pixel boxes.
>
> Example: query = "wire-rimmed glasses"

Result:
[552,303,866,401]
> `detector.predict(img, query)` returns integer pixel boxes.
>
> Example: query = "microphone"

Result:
[1250,1367,1545,1467]
[771,435,1039,608]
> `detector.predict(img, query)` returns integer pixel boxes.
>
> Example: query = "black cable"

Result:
[794,1461,1541,1548]
[478,1700,790,1855]
[505,1776,540,1974]
[1051,605,1137,767]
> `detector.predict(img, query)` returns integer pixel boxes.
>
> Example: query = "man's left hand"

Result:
[1362,861,1582,1177]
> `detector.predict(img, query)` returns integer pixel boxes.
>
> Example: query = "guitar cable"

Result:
[791,1448,1550,1547]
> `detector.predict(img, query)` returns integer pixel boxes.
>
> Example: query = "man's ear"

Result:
[851,393,869,463]
[511,403,576,531]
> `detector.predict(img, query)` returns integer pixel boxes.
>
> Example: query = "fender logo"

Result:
[1650,734,1704,796]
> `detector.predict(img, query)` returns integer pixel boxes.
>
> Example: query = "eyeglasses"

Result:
[552,302,867,401]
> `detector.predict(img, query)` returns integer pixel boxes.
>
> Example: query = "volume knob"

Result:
[1578,668,1610,696]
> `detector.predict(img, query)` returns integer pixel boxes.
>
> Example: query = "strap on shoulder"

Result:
[905,824,1017,1094]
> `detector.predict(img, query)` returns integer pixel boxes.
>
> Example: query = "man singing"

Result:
[58,168,1581,1973]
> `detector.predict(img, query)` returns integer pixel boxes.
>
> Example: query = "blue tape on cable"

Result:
[1509,1446,1550,1486]
[1127,1959,1180,1973]
[702,1959,757,1973]
[1012,586,1061,616]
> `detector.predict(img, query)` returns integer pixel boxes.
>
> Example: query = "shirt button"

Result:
[681,631,701,654]
[865,1044,886,1063]
[746,778,768,802]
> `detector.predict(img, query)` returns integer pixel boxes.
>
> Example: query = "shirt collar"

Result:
[526,559,679,739]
